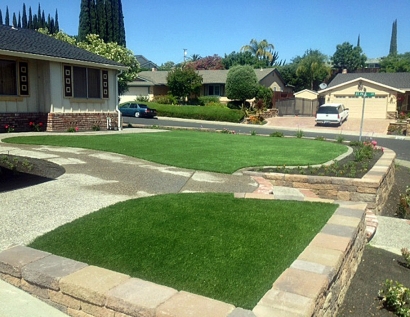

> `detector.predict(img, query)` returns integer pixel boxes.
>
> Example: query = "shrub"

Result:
[147,102,244,123]
[198,96,220,106]
[295,130,304,138]
[135,95,149,102]
[270,131,284,137]
[402,248,410,268]
[153,94,178,105]
[379,279,410,317]
[205,102,227,108]
[397,186,410,218]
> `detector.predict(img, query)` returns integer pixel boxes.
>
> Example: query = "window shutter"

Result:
[102,70,109,98]
[64,65,73,97]
[19,62,29,96]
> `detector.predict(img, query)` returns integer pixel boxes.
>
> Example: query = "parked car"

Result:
[119,103,157,118]
[315,103,349,126]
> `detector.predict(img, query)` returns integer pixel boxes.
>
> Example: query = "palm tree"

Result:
[189,54,202,62]
[241,39,276,64]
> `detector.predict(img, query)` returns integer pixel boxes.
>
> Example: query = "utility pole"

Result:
[183,49,187,62]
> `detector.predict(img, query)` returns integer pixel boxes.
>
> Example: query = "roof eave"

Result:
[0,49,128,71]
[319,77,405,94]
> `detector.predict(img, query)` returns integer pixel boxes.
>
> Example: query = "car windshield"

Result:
[317,106,338,114]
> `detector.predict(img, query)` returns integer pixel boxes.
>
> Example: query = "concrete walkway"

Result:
[0,127,409,316]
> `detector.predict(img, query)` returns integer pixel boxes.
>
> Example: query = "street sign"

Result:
[355,92,375,97]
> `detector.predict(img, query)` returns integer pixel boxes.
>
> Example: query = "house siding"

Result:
[322,82,397,119]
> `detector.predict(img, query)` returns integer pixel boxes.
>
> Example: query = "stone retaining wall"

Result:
[0,200,367,317]
[47,112,119,132]
[245,148,396,215]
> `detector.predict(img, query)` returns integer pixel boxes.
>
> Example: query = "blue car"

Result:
[119,103,157,118]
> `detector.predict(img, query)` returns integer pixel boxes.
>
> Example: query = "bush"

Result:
[379,279,410,317]
[146,102,244,123]
[198,96,220,106]
[135,95,149,102]
[227,100,250,110]
[153,94,178,104]
[270,131,284,137]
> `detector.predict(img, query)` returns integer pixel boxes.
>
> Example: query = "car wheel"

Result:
[135,112,140,118]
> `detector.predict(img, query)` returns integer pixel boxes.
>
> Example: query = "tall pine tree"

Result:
[12,12,17,27]
[78,0,93,41]
[5,6,9,26]
[78,0,126,46]
[22,4,27,28]
[0,10,3,25]
[389,19,398,56]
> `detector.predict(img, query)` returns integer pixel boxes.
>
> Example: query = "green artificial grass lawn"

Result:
[4,130,347,173]
[29,193,337,309]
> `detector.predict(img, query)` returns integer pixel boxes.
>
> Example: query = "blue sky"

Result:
[3,1,410,66]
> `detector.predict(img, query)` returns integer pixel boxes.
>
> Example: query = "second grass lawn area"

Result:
[28,193,338,309]
[4,130,348,173]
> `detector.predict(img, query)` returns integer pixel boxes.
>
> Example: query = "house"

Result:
[0,25,128,132]
[294,89,318,100]
[120,68,291,104]
[318,72,410,119]
[135,55,158,70]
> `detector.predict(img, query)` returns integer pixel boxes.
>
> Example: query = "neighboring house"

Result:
[0,25,128,132]
[294,89,318,100]
[318,72,410,119]
[135,55,158,70]
[120,68,291,104]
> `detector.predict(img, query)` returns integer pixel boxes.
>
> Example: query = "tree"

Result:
[78,0,93,41]
[222,51,259,69]
[389,19,398,56]
[380,53,410,72]
[187,55,224,70]
[189,54,202,62]
[240,39,279,66]
[255,85,273,109]
[12,13,17,27]
[0,10,3,25]
[297,49,330,90]
[166,66,203,102]
[225,65,258,109]
[5,6,9,26]
[22,4,27,28]
[39,29,139,95]
[331,42,367,73]
[158,61,175,71]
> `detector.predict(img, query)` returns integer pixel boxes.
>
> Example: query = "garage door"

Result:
[340,97,387,119]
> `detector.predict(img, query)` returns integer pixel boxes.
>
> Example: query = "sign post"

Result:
[355,85,375,142]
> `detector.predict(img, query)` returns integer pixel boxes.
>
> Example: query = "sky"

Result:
[2,0,410,66]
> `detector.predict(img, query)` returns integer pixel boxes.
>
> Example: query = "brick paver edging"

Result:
[0,199,367,317]
[243,147,396,216]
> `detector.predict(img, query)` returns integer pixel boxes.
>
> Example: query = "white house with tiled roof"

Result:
[319,72,410,119]
[121,68,291,104]
[0,25,128,132]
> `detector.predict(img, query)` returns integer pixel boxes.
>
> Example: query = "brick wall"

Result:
[0,113,48,133]
[245,148,396,215]
[0,112,120,133]
[47,113,119,132]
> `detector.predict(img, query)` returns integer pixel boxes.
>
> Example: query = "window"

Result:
[72,66,102,98]
[207,85,222,96]
[0,59,17,95]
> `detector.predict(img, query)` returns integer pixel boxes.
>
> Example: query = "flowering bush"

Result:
[397,186,410,218]
[398,112,408,121]
[4,124,14,133]
[29,121,43,132]
[379,279,410,317]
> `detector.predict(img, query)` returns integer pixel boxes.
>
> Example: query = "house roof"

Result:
[325,72,410,91]
[294,89,318,96]
[135,55,158,69]
[0,25,127,70]
[133,68,279,86]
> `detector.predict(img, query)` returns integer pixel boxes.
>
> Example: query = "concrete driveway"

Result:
[265,116,392,136]
[0,131,258,251]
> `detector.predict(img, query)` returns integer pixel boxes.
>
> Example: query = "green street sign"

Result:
[355,92,375,97]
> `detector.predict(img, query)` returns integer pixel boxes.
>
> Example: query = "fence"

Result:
[276,98,319,116]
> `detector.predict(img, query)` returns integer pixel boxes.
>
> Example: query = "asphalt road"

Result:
[123,116,410,162]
